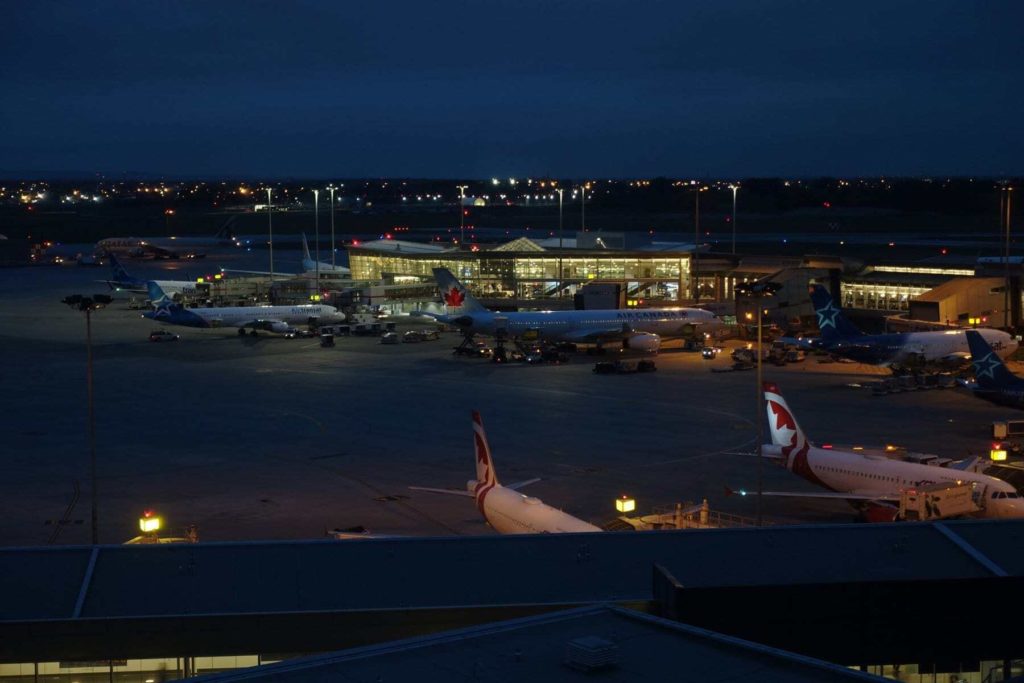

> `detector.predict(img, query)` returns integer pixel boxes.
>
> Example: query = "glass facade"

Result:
[842,281,932,311]
[348,250,691,301]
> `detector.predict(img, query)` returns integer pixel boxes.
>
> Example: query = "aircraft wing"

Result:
[504,478,540,490]
[560,326,631,343]
[727,487,900,502]
[220,268,299,276]
[408,486,474,497]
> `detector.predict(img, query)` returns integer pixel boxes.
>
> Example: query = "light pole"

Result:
[692,186,707,302]
[266,188,274,282]
[62,294,112,544]
[736,280,780,526]
[580,183,586,233]
[556,187,565,296]
[456,185,469,246]
[328,185,337,268]
[313,189,320,288]
[1004,186,1014,328]
[730,184,739,255]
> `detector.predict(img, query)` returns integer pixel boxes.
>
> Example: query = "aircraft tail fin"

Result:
[147,281,175,307]
[214,215,238,240]
[472,411,500,492]
[763,382,812,464]
[109,253,132,283]
[433,268,489,313]
[809,284,863,341]
[967,330,1023,390]
[302,233,312,262]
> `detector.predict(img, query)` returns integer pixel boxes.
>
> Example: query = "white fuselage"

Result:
[147,303,344,329]
[771,444,1024,519]
[456,308,721,341]
[897,328,1016,362]
[479,486,602,534]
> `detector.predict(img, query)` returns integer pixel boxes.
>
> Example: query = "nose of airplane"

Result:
[996,498,1024,519]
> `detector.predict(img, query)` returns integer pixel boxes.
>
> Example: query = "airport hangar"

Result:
[343,233,1021,331]
[1,520,1023,682]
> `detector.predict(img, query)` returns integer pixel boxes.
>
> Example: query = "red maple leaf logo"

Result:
[444,287,465,307]
[767,400,797,441]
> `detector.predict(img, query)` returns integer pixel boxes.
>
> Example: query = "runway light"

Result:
[991,448,1008,461]
[139,510,161,533]
[615,495,636,513]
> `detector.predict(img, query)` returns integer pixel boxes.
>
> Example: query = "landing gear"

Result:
[249,329,258,337]
[237,328,246,337]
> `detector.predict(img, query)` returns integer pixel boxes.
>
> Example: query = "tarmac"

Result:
[2,252,1021,546]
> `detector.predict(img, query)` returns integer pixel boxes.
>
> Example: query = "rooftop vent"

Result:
[564,636,618,672]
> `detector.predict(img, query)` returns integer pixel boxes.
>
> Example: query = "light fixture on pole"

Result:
[313,189,320,287]
[456,185,469,246]
[735,280,781,527]
[62,293,113,545]
[328,185,337,268]
[729,184,739,255]
[266,188,274,282]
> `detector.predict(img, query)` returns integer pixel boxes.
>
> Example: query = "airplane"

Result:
[737,381,1024,521]
[98,254,199,299]
[410,411,602,534]
[422,268,723,351]
[95,219,239,259]
[807,284,1016,366]
[302,233,351,276]
[964,330,1024,409]
[142,282,344,334]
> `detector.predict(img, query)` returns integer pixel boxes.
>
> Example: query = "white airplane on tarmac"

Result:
[411,411,602,534]
[733,382,1024,521]
[422,268,723,352]
[142,282,345,334]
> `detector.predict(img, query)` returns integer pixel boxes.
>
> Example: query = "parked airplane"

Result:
[95,219,239,259]
[965,330,1024,409]
[423,268,723,351]
[410,411,602,534]
[99,254,199,299]
[142,282,343,334]
[741,382,1024,520]
[808,284,1016,366]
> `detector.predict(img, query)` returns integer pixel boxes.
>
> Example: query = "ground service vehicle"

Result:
[149,330,180,342]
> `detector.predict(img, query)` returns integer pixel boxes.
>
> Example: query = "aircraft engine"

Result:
[626,333,661,352]
[268,321,290,333]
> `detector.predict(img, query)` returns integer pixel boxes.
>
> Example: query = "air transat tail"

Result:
[302,233,312,262]
[109,253,133,284]
[147,281,174,306]
[763,382,812,467]
[967,331,1024,390]
[809,284,864,341]
[432,268,489,313]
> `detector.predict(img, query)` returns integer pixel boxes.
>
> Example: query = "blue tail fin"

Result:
[147,281,174,307]
[809,285,863,341]
[967,331,1024,390]
[109,253,132,283]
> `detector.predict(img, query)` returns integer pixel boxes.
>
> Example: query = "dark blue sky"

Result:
[3,1,1022,178]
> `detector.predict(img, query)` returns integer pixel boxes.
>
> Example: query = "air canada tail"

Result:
[763,382,812,460]
[809,284,863,341]
[967,331,1024,390]
[472,410,499,487]
[433,268,489,313]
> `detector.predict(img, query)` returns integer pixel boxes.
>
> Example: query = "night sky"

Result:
[3,1,1022,178]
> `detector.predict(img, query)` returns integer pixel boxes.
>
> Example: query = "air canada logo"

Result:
[974,351,1002,379]
[767,398,798,450]
[444,287,465,307]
